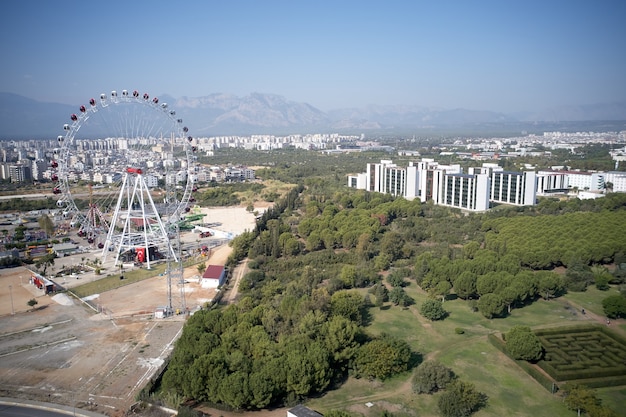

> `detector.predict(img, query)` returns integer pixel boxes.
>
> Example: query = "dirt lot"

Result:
[0,206,258,417]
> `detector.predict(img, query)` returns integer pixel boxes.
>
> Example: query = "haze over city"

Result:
[1,0,625,113]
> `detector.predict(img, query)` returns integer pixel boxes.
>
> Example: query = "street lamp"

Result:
[9,285,14,315]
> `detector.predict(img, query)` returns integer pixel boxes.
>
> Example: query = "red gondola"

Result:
[70,114,78,121]
[53,187,61,194]
[133,90,139,97]
[187,136,193,142]
[152,97,159,104]
[89,98,96,106]
[183,126,189,133]
[79,105,86,113]
[51,160,58,168]
[143,93,149,100]
[51,174,58,181]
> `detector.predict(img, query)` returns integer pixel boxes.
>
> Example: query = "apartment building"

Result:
[349,159,536,212]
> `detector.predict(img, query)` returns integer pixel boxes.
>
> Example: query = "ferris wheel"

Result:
[51,90,198,265]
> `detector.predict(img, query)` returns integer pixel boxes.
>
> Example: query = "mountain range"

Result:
[1,91,625,139]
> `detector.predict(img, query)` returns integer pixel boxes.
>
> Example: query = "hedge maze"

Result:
[535,325,626,388]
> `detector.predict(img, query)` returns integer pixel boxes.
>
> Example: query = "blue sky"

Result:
[1,0,625,113]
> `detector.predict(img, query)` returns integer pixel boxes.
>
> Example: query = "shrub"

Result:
[506,326,544,362]
[420,299,447,321]
[602,295,626,319]
[412,360,455,394]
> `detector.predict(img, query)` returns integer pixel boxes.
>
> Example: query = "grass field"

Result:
[307,283,626,417]
[562,285,621,316]
[70,258,201,298]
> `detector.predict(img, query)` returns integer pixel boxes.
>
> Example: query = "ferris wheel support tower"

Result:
[101,167,176,269]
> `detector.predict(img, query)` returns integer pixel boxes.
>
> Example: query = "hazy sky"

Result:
[1,0,625,113]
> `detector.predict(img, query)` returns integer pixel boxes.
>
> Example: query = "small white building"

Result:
[287,405,323,417]
[200,265,226,289]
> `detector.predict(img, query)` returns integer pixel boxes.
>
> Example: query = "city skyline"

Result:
[1,1,625,114]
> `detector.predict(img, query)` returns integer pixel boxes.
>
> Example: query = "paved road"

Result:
[0,399,105,417]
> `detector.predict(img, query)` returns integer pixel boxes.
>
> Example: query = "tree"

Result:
[330,291,365,324]
[197,262,207,275]
[380,231,404,261]
[477,293,505,319]
[565,261,593,292]
[591,265,612,290]
[537,271,564,300]
[374,253,392,271]
[389,287,412,307]
[354,335,412,380]
[437,380,487,417]
[564,384,600,417]
[433,280,452,302]
[369,283,388,306]
[386,270,406,287]
[27,298,38,311]
[35,252,56,275]
[38,214,55,237]
[454,271,477,300]
[412,360,455,394]
[602,295,626,319]
[505,326,543,361]
[420,299,447,321]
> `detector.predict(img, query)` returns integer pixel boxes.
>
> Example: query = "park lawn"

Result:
[331,285,626,417]
[306,373,411,414]
[562,285,622,317]
[437,338,570,417]
[596,386,626,417]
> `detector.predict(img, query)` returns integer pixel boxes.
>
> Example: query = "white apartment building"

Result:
[604,171,626,193]
[565,171,605,191]
[488,171,537,206]
[365,160,408,197]
[536,171,569,195]
[438,172,491,211]
[349,159,537,212]
[144,174,159,188]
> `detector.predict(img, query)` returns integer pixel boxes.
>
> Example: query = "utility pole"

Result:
[9,285,14,315]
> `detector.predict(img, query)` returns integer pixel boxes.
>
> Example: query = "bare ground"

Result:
[0,206,258,417]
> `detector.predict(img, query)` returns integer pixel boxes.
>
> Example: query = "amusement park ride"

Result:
[49,89,200,315]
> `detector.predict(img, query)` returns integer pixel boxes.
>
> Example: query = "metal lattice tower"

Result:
[164,164,187,315]
[101,168,176,269]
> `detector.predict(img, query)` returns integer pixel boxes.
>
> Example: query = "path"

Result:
[224,258,249,303]
[555,297,626,337]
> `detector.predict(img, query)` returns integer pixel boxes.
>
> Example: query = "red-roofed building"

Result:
[201,265,226,288]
